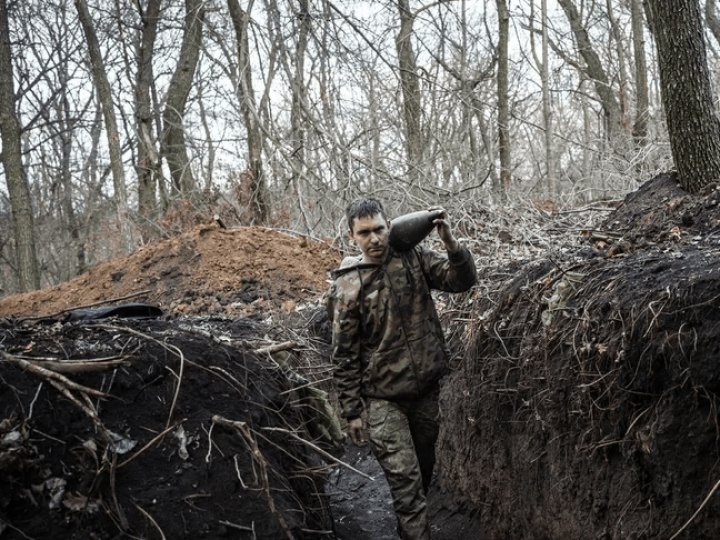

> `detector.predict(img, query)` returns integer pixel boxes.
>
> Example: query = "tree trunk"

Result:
[647,0,720,192]
[539,0,556,198]
[557,0,623,137]
[631,0,649,142]
[473,102,500,192]
[196,78,215,190]
[706,0,720,46]
[496,0,511,198]
[134,0,161,227]
[396,0,424,185]
[606,0,630,131]
[74,0,132,248]
[57,51,85,276]
[228,0,267,222]
[162,0,204,196]
[288,0,310,231]
[0,0,40,291]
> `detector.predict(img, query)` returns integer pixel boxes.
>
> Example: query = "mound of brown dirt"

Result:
[0,316,337,539]
[438,174,720,538]
[0,225,340,318]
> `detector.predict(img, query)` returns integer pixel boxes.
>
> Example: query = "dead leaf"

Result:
[62,492,100,513]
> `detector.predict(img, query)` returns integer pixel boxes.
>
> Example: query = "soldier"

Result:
[329,198,477,539]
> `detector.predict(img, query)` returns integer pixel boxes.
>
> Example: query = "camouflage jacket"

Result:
[329,245,477,419]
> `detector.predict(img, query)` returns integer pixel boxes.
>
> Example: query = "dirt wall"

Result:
[1,317,333,539]
[438,175,720,539]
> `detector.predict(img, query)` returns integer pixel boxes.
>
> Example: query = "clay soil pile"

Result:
[0,225,339,318]
[438,173,720,538]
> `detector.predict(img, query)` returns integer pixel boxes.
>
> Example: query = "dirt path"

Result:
[329,442,483,539]
[328,444,399,539]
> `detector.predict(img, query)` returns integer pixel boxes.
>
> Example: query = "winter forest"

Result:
[0,0,716,293]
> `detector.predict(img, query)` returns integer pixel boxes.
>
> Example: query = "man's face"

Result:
[349,213,390,264]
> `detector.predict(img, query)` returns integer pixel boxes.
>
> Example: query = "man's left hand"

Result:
[429,207,460,253]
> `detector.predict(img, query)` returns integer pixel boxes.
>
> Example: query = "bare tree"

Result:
[557,0,624,137]
[162,0,204,196]
[227,0,267,222]
[631,0,649,143]
[647,0,720,192]
[0,0,40,291]
[529,0,556,198]
[706,0,720,46]
[134,0,162,228]
[396,0,424,185]
[54,10,86,276]
[496,0,511,198]
[289,0,310,223]
[74,0,132,247]
[606,0,630,130]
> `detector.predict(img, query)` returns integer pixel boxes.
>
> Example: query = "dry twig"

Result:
[218,519,253,532]
[212,415,295,540]
[134,502,167,540]
[118,422,184,469]
[255,341,300,355]
[261,426,373,481]
[669,477,720,540]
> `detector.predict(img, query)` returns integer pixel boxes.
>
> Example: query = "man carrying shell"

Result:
[329,198,477,539]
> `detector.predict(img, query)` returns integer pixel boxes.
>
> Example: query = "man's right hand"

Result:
[347,417,368,447]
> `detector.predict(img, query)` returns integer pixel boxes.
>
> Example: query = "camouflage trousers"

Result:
[367,388,439,540]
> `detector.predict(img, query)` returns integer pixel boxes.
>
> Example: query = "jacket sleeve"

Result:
[417,245,478,292]
[330,277,364,419]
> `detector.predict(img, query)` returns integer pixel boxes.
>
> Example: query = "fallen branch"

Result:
[2,352,111,398]
[261,426,373,481]
[254,341,300,356]
[46,379,103,431]
[14,355,130,374]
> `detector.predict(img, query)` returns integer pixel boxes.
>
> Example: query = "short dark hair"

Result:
[346,198,386,230]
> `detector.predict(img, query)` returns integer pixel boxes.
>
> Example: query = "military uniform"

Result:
[330,245,477,539]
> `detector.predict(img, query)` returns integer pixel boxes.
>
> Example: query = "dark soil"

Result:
[438,173,720,538]
[0,316,333,539]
